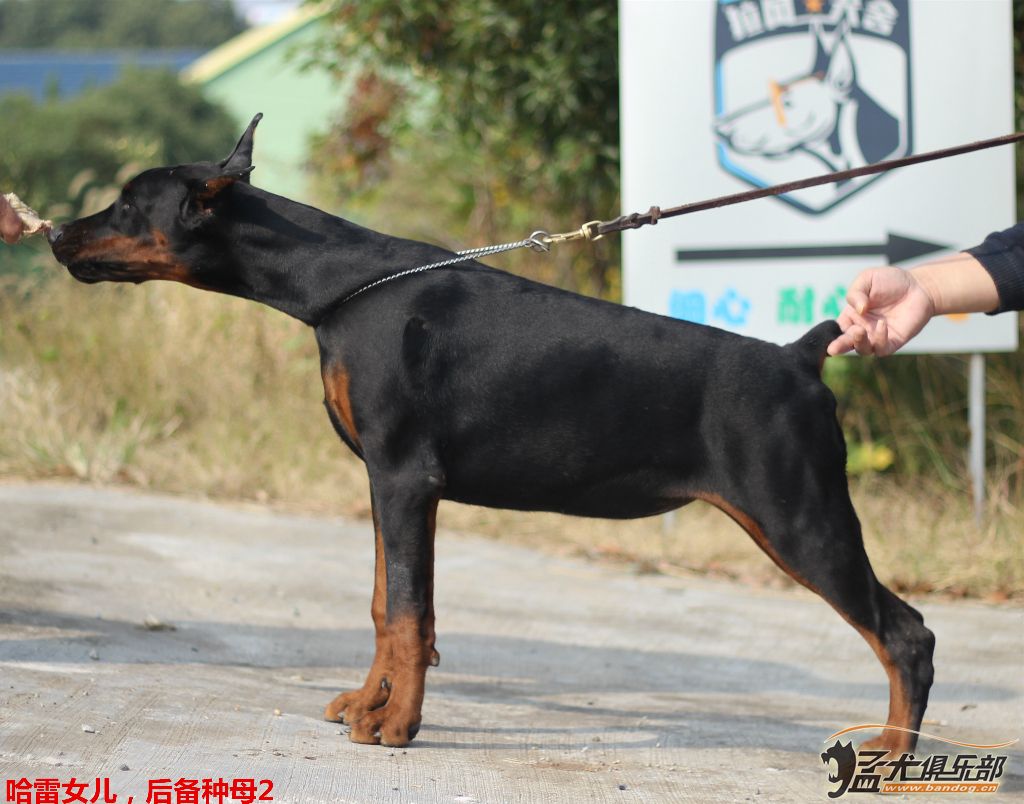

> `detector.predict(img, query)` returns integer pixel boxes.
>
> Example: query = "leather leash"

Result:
[338,131,1024,307]
[544,131,1024,244]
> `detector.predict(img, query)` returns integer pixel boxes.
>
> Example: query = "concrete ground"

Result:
[0,482,1021,803]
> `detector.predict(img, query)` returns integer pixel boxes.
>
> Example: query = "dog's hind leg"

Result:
[324,477,441,747]
[698,417,934,754]
[701,486,934,754]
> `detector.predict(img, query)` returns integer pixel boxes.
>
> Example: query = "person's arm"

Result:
[828,226,1022,357]
[910,251,1001,315]
[965,221,1024,313]
[0,194,26,244]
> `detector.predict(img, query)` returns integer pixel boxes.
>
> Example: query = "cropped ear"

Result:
[219,112,263,180]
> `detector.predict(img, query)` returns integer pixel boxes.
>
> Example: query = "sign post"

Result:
[969,354,985,521]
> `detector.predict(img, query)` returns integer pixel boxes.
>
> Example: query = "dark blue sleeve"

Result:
[965,222,1024,313]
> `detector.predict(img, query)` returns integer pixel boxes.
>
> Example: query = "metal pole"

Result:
[968,353,986,524]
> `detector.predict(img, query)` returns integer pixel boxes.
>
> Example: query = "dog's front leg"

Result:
[325,480,439,747]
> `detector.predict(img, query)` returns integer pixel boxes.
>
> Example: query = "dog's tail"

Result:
[786,320,841,375]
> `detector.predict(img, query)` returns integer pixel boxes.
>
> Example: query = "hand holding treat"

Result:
[1,193,52,244]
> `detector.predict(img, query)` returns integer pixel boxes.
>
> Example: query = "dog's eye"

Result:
[121,201,132,213]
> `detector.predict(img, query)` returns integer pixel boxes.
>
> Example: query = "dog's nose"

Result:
[47,224,63,245]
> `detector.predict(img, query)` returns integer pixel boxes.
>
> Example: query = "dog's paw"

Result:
[860,732,912,758]
[348,703,422,747]
[323,679,389,724]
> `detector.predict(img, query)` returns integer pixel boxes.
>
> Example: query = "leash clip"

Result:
[540,220,605,246]
[580,220,604,242]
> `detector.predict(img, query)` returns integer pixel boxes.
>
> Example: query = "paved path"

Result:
[1,484,1021,802]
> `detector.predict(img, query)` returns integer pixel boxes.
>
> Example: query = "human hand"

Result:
[826,266,936,356]
[0,193,26,244]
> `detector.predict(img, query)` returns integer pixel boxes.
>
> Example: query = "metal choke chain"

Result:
[341,234,552,304]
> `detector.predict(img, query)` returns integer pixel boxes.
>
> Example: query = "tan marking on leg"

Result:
[324,519,388,723]
[694,492,822,594]
[325,499,439,746]
[348,613,432,746]
[425,498,440,667]
[856,629,915,756]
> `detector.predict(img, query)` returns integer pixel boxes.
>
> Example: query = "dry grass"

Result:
[1,270,1020,601]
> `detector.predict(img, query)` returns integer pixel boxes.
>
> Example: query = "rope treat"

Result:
[2,193,52,242]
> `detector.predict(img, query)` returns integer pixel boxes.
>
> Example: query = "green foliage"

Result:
[0,69,240,212]
[316,0,618,199]
[0,0,246,49]
[825,345,1023,495]
[310,0,620,296]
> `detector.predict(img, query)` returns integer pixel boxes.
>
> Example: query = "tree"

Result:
[310,0,621,297]
[0,0,246,49]
[0,69,239,213]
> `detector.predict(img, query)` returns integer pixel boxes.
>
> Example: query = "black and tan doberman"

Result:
[49,115,934,751]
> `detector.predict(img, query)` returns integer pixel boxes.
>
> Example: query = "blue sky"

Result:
[232,0,302,26]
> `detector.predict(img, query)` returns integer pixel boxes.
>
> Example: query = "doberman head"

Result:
[49,112,428,326]
[49,114,262,293]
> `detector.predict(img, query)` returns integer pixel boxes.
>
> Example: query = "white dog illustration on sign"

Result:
[715,22,900,175]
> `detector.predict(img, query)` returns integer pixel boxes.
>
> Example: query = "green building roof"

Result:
[183,6,350,201]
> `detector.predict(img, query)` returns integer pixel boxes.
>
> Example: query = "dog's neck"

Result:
[205,184,458,325]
